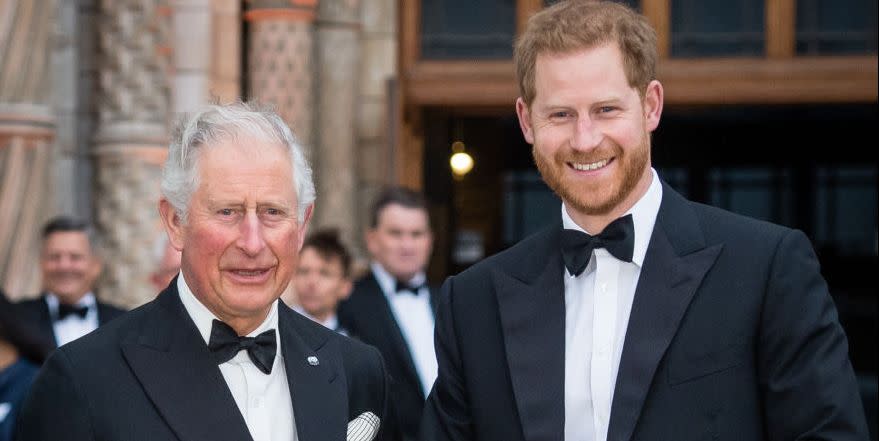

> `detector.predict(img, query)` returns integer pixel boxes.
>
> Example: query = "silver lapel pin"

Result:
[307,356,319,366]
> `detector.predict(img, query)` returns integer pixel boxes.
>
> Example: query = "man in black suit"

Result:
[14,216,124,352]
[339,187,437,441]
[17,102,391,441]
[421,2,869,440]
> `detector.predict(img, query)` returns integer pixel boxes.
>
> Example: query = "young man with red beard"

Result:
[419,1,868,441]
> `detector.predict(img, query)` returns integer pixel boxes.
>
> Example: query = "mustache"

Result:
[532,144,622,165]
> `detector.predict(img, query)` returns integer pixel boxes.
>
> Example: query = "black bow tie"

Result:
[395,279,425,294]
[561,214,635,277]
[57,303,89,320]
[208,319,277,375]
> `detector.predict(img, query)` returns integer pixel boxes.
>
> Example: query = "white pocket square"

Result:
[347,411,380,441]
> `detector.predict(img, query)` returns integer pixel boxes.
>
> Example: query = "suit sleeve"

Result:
[372,344,403,441]
[758,229,869,440]
[420,276,473,441]
[16,348,95,441]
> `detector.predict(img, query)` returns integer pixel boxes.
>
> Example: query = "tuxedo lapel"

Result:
[121,286,253,441]
[607,184,722,441]
[279,305,347,441]
[36,297,58,348]
[363,276,423,398]
[493,225,566,441]
[96,302,122,325]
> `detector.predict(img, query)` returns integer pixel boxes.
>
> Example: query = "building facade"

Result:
[0,0,398,306]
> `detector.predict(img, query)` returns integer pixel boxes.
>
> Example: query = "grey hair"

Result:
[161,102,316,223]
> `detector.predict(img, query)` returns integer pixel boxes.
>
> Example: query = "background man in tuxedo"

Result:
[13,216,124,351]
[17,102,391,441]
[339,187,437,441]
[420,2,869,440]
[292,229,354,334]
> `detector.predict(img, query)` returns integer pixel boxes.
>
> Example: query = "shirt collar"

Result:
[176,272,280,347]
[45,292,97,316]
[561,168,662,267]
[370,262,426,297]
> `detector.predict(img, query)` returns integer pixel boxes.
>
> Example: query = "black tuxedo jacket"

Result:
[339,271,438,440]
[13,294,124,350]
[16,282,393,441]
[421,183,868,441]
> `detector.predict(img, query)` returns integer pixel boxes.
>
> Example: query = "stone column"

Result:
[354,0,397,264]
[92,0,172,308]
[210,0,242,102]
[314,0,361,244]
[0,1,56,298]
[245,0,317,161]
[172,0,211,114]
[171,0,241,112]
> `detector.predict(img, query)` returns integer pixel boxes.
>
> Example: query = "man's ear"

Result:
[158,199,185,251]
[88,255,103,284]
[295,204,315,252]
[515,97,535,144]
[643,80,664,133]
[364,228,378,256]
[338,278,353,301]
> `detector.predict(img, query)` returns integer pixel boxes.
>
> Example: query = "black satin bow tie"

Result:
[208,319,277,375]
[561,214,635,277]
[56,303,89,320]
[395,279,425,294]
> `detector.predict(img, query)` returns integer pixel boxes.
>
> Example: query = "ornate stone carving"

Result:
[92,0,171,308]
[95,0,171,126]
[93,149,165,307]
[246,3,317,159]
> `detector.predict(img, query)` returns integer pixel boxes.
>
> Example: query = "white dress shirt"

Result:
[372,262,438,397]
[563,169,662,441]
[177,274,297,441]
[46,292,99,347]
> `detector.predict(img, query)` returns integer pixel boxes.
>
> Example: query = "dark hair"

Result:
[42,215,89,238]
[369,187,429,228]
[302,229,352,277]
[41,215,99,253]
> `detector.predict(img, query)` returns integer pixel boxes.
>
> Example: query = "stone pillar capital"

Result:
[244,0,318,22]
[0,103,55,143]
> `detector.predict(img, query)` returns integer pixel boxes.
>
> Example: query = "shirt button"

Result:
[600,283,607,292]
[252,398,263,408]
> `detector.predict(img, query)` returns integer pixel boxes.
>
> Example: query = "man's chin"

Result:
[51,289,88,302]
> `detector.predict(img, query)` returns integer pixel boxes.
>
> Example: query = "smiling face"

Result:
[516,43,663,229]
[160,136,312,334]
[40,231,101,305]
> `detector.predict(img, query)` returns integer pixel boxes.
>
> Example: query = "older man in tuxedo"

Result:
[18,102,392,441]
[420,2,869,441]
